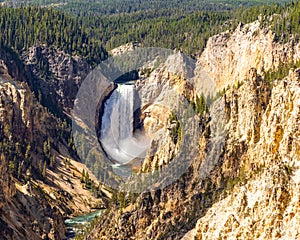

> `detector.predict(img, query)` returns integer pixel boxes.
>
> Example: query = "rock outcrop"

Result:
[0,76,66,240]
[197,20,300,88]
[0,48,107,240]
[184,67,300,240]
[87,18,300,240]
[21,44,91,116]
[136,52,196,171]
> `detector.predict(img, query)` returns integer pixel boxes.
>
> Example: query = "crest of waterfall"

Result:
[100,84,150,165]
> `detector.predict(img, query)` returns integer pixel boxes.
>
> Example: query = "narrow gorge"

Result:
[1,1,300,240]
[87,16,300,240]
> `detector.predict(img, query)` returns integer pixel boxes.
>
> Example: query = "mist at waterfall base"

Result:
[100,84,150,177]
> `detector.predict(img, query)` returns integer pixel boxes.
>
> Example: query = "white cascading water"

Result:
[100,84,149,165]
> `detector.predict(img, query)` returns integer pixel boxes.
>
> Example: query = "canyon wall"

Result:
[88,19,300,240]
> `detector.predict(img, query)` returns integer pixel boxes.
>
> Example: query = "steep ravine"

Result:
[0,48,107,240]
[21,44,91,117]
[184,68,300,240]
[87,19,300,240]
[0,75,66,239]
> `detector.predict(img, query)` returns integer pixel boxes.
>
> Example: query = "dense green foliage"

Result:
[0,7,107,64]
[98,11,232,56]
[264,59,300,85]
[1,6,227,58]
[0,1,299,64]
[1,0,293,16]
[96,1,299,56]
[269,1,300,42]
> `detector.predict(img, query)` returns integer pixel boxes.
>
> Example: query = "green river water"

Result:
[65,210,102,239]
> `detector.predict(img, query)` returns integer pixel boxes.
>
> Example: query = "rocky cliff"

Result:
[186,68,300,240]
[87,18,300,240]
[197,19,300,88]
[136,52,196,172]
[0,48,107,240]
[0,73,66,239]
[21,44,91,116]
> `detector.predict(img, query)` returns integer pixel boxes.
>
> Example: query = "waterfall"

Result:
[100,84,149,165]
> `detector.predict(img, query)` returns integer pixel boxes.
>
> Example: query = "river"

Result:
[65,210,102,239]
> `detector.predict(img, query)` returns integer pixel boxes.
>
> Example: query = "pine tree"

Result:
[85,171,89,184]
[81,169,85,183]
[25,144,31,159]
[42,161,47,178]
[50,154,55,168]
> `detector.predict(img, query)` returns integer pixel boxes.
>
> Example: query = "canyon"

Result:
[0,7,300,240]
[87,19,300,240]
